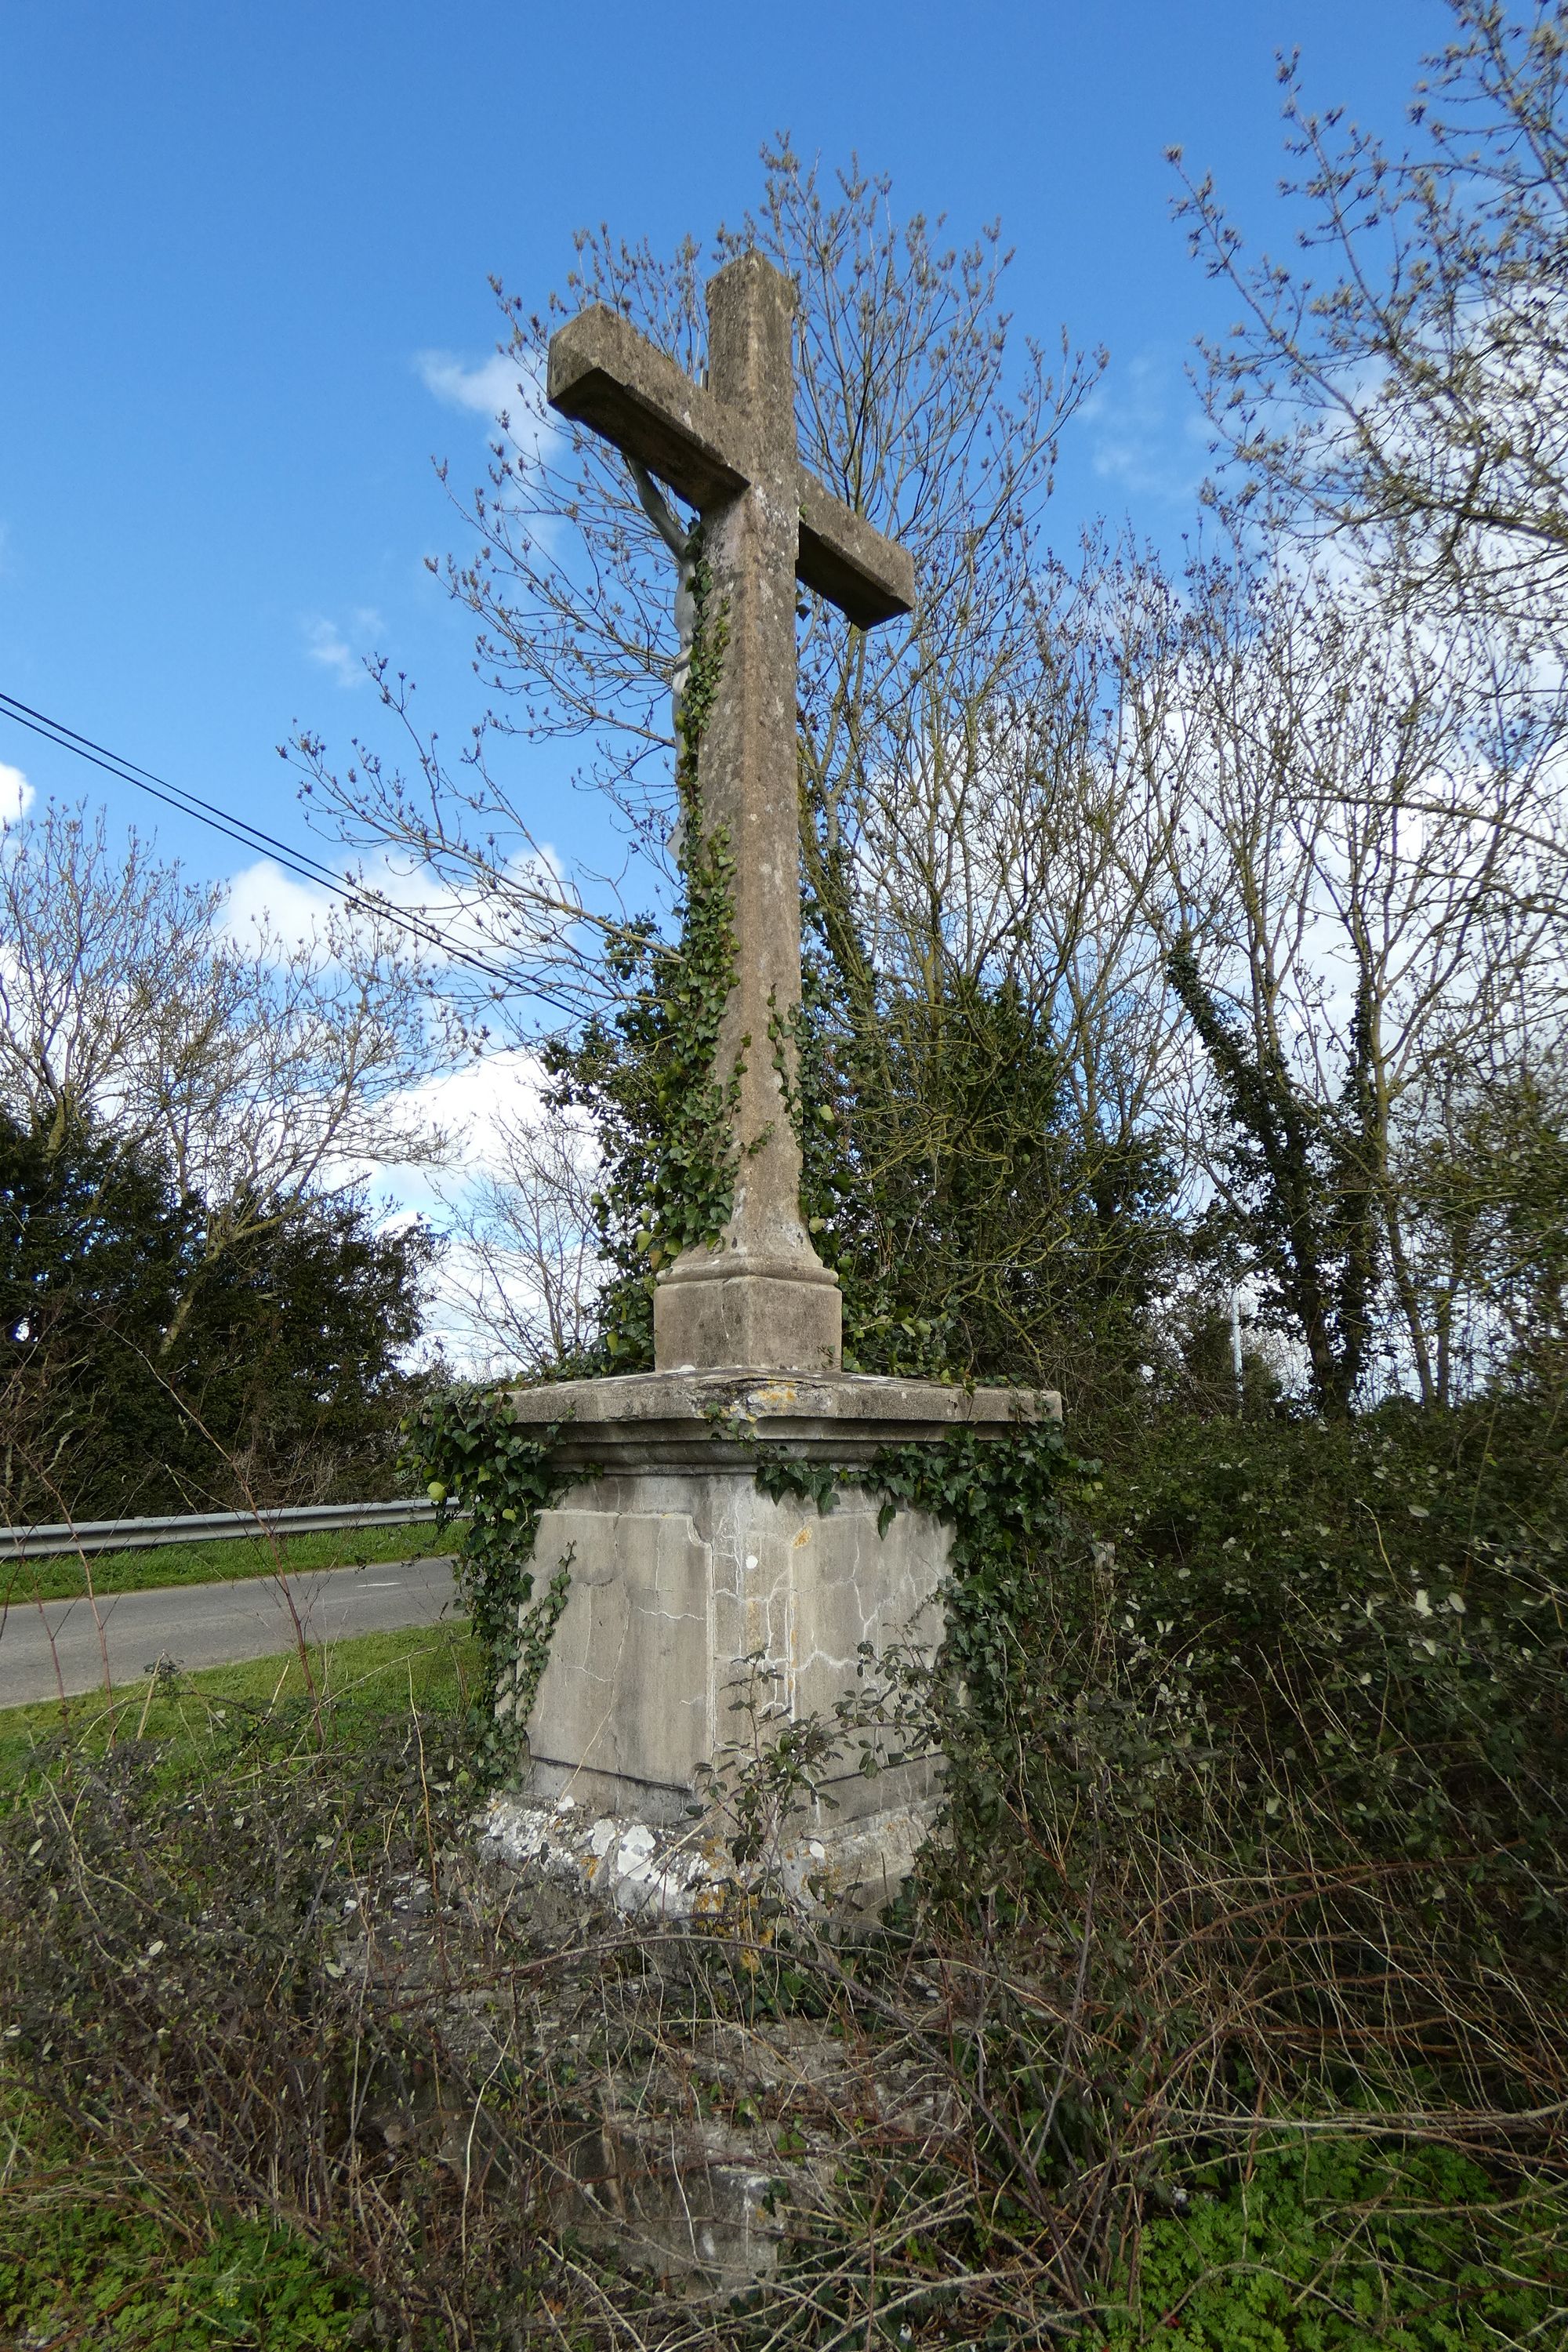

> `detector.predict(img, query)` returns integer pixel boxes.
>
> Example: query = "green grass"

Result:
[0,1618,480,1790]
[2,1514,460,1606]
[0,2087,368,2352]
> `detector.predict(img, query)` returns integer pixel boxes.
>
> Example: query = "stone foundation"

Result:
[503,1370,1058,1852]
[481,1791,935,1920]
[521,1467,947,1828]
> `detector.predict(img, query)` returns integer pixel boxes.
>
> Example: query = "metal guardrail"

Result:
[0,1497,460,1564]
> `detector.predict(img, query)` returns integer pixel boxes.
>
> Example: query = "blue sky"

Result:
[0,0,1442,889]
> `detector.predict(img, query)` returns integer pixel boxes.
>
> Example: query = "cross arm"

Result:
[549,303,916,633]
[547,306,753,510]
[797,471,916,630]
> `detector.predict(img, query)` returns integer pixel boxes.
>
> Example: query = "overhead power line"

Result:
[0,688,536,1000]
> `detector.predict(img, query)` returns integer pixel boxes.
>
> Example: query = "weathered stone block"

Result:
[652,1261,843,1376]
[505,1370,1059,1846]
[524,1469,944,1825]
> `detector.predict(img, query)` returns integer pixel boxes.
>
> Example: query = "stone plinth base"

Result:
[503,1370,1058,1846]
[653,1259,843,1376]
[481,1791,935,1922]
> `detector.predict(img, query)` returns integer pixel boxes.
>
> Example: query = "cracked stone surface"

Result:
[503,1371,1058,1849]
[518,1468,946,1832]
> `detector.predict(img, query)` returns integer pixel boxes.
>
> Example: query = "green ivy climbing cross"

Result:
[548,250,916,1374]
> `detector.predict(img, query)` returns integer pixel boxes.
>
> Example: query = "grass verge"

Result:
[0,1619,480,1790]
[2,1516,457,1607]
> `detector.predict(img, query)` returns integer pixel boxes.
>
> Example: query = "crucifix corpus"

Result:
[547,252,916,1374]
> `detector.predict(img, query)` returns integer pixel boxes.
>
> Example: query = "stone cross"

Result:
[548,253,915,1374]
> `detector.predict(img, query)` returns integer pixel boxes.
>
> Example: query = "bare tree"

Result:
[0,804,451,1355]
[434,1103,604,1376]
[1117,539,1567,1407]
[806,532,1197,1387]
[1394,1047,1568,1394]
[289,134,1568,1409]
[1174,2,1568,641]
[295,145,1103,1035]
[0,805,214,1157]
[292,152,1174,1354]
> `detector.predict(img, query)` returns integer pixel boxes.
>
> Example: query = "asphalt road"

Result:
[0,1555,462,1709]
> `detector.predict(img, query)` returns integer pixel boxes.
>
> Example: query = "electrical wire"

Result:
[0,687,562,1003]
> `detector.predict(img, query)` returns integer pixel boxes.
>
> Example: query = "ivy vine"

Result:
[543,539,742,1372]
[401,1387,593,1784]
[401,540,1090,1804]
[752,1417,1092,1728]
[402,1385,1080,1796]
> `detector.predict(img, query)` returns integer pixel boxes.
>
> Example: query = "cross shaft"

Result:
[548,253,914,1371]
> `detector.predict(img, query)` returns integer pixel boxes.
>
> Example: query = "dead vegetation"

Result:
[3,1425,1566,2347]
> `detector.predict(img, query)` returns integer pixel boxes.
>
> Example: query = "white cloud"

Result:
[222,856,333,946]
[304,608,383,688]
[401,1047,550,1180]
[376,1045,605,1377]
[417,347,554,465]
[220,840,568,969]
[0,760,34,826]
[306,621,358,686]
[1083,350,1210,503]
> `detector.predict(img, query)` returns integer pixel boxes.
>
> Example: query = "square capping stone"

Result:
[504,1367,1062,1473]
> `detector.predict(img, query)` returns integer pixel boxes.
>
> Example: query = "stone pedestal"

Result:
[503,1370,1059,1853]
[652,1255,844,1379]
